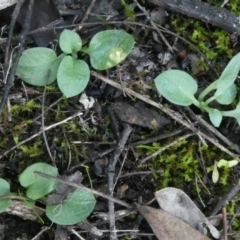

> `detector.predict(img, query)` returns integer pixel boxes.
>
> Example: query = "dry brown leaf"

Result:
[137,204,210,240]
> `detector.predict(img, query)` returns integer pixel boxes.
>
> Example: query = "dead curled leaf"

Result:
[136,204,210,240]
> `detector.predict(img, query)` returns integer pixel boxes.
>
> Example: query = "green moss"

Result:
[170,0,240,69]
[137,137,234,191]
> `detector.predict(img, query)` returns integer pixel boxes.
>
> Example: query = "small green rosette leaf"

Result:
[57,56,90,98]
[154,70,198,106]
[217,159,238,168]
[83,29,135,70]
[222,102,240,125]
[19,163,58,200]
[214,52,240,96]
[212,162,219,183]
[46,188,96,225]
[16,48,60,86]
[215,83,237,105]
[0,178,11,213]
[208,108,222,127]
[59,29,82,54]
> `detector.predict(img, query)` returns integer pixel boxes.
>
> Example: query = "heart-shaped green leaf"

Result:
[83,29,135,70]
[46,188,96,225]
[208,108,222,127]
[19,163,58,200]
[16,48,61,86]
[215,83,237,105]
[154,70,198,106]
[0,178,11,213]
[59,29,82,54]
[57,56,90,98]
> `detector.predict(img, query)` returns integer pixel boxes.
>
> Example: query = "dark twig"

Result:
[211,179,240,215]
[108,124,133,240]
[0,0,34,116]
[41,87,55,165]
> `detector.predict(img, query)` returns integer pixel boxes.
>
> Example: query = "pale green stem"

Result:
[198,82,217,102]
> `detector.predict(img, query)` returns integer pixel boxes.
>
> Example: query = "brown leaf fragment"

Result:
[46,171,83,205]
[136,204,210,240]
[112,102,171,129]
[155,188,221,239]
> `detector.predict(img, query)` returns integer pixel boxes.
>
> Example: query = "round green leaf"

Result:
[19,163,58,200]
[16,47,60,86]
[0,199,11,213]
[154,70,197,106]
[57,56,90,98]
[84,29,135,70]
[208,108,222,127]
[215,83,237,105]
[0,179,12,213]
[59,29,82,54]
[0,178,11,196]
[46,188,96,225]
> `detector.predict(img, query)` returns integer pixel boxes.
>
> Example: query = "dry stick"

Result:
[186,107,240,154]
[34,171,132,209]
[108,124,133,240]
[91,71,239,160]
[139,132,195,164]
[41,87,54,165]
[0,0,34,116]
[0,112,83,159]
[222,207,228,240]
[3,0,25,80]
[133,0,174,54]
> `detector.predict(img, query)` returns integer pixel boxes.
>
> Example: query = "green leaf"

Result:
[227,160,239,167]
[59,29,82,54]
[208,108,222,127]
[46,188,96,225]
[217,159,238,168]
[19,163,58,200]
[16,48,61,86]
[217,159,229,168]
[215,83,237,105]
[0,178,11,213]
[222,102,240,124]
[57,56,90,98]
[212,162,219,183]
[215,52,240,96]
[154,70,198,106]
[83,29,135,70]
[0,178,11,196]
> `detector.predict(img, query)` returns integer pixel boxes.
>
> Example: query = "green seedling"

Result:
[212,159,239,183]
[0,162,96,225]
[16,29,135,98]
[154,52,240,127]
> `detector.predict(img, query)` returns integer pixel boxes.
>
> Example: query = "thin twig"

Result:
[0,0,34,116]
[0,112,83,159]
[34,171,132,209]
[108,124,133,240]
[41,86,54,165]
